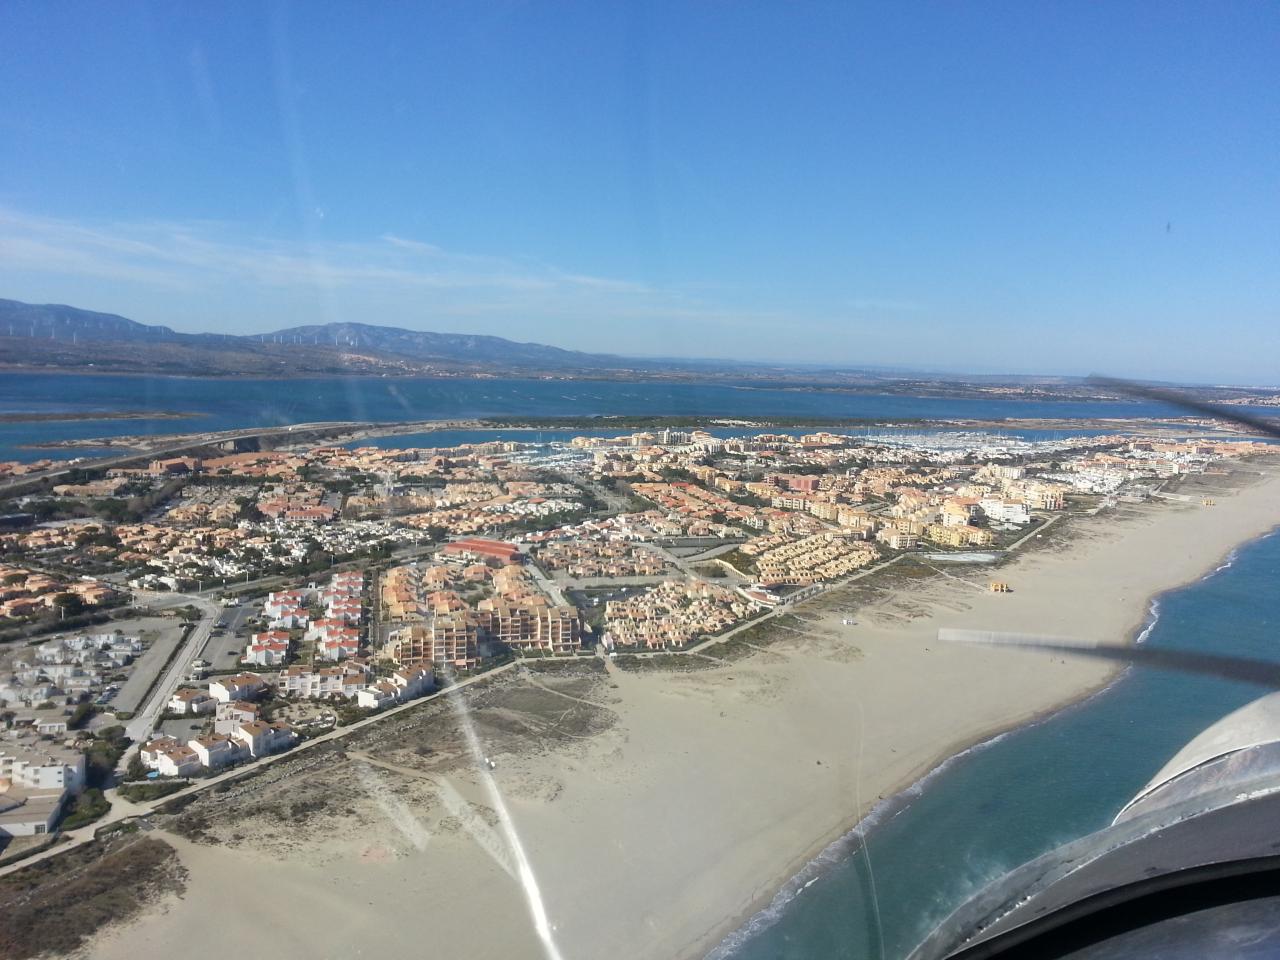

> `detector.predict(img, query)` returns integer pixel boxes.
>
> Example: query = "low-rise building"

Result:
[167,687,216,715]
[213,700,261,735]
[0,787,64,837]
[209,672,268,703]
[243,631,291,667]
[155,743,202,777]
[230,720,295,758]
[356,682,399,711]
[0,735,86,794]
[190,734,249,770]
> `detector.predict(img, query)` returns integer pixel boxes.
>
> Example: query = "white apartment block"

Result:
[0,736,86,794]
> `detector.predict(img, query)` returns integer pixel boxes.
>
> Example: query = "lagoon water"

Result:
[717,531,1280,960]
[0,371,1216,462]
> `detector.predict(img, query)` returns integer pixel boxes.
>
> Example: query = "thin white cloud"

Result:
[0,209,648,300]
[0,207,916,362]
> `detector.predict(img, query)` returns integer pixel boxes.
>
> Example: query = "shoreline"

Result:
[693,502,1278,960]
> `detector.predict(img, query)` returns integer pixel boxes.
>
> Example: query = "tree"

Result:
[29,500,62,521]
[61,787,110,829]
[90,498,132,522]
[68,701,94,730]
[51,592,85,617]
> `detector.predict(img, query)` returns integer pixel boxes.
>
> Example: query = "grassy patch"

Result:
[119,780,187,804]
[715,548,754,576]
[525,656,607,677]
[0,835,185,960]
[60,788,111,830]
[611,653,717,673]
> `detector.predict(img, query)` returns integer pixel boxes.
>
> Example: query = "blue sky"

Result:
[1,2,1277,383]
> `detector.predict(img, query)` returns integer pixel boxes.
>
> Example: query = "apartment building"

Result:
[0,736,86,794]
[876,527,917,550]
[386,615,481,671]
[277,662,370,699]
[924,524,996,548]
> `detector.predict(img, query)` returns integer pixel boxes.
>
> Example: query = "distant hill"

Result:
[0,298,657,377]
[0,298,182,342]
[265,321,629,370]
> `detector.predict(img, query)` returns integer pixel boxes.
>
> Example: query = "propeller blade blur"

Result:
[939,628,1280,690]
[1088,376,1280,441]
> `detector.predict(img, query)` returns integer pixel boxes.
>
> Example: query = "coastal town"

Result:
[0,424,1268,853]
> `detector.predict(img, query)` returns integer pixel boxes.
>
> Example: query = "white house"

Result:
[356,682,399,711]
[242,631,290,667]
[268,608,308,630]
[277,663,368,699]
[140,736,181,767]
[230,720,296,757]
[264,589,312,620]
[155,743,202,777]
[326,598,363,622]
[167,688,216,715]
[213,700,261,735]
[314,625,360,661]
[189,734,249,769]
[390,665,433,699]
[209,672,267,703]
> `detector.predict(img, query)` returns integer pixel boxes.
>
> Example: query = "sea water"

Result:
[716,530,1280,960]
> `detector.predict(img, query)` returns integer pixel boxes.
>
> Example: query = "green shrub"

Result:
[61,789,111,830]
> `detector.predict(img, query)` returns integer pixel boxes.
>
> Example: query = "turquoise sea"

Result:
[714,530,1280,960]
[0,371,1238,462]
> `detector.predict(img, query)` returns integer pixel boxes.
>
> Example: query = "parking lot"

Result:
[196,600,259,667]
[159,715,208,741]
[111,617,189,715]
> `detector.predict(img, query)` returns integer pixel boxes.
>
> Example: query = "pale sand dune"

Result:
[91,467,1280,960]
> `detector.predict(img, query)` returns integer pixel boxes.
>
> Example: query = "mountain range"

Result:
[4,297,1255,403]
[0,298,677,378]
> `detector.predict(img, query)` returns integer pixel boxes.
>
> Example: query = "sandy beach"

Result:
[85,463,1280,960]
